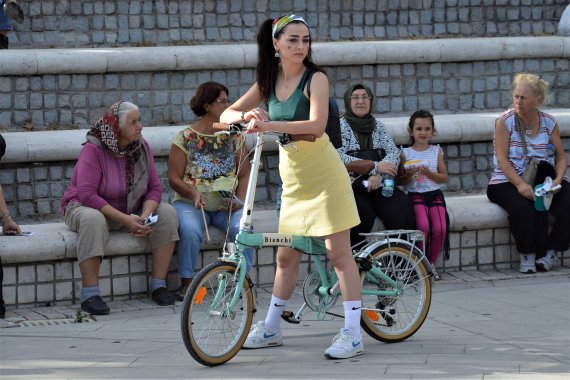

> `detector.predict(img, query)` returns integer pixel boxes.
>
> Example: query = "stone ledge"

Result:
[0,208,279,265]
[1,36,568,75]
[1,194,502,265]
[2,109,569,164]
[446,194,507,231]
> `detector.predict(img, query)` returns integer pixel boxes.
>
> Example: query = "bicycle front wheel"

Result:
[180,261,254,366]
[360,244,431,343]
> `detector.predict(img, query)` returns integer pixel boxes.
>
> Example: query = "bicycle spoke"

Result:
[360,244,431,343]
[181,262,254,366]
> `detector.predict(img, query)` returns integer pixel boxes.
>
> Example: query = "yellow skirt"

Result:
[278,134,360,237]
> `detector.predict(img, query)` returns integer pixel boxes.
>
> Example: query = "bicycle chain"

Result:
[325,310,344,319]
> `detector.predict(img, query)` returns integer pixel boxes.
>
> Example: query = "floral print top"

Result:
[172,126,245,211]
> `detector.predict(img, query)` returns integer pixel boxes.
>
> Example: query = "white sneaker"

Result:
[242,321,283,349]
[536,250,558,272]
[324,328,364,359]
[519,253,537,274]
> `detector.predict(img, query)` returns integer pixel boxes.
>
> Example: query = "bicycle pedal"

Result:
[281,310,301,324]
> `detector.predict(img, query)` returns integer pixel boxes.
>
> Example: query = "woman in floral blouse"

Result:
[168,82,253,300]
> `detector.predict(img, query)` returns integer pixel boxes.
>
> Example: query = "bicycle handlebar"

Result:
[212,122,316,142]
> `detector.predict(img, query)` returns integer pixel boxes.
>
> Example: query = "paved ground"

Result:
[1,267,569,379]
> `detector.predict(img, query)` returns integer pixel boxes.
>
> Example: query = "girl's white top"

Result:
[402,145,443,193]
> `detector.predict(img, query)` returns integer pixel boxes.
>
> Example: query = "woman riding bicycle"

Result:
[220,14,363,360]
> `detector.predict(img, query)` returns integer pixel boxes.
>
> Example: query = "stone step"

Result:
[0,194,505,265]
[2,109,569,164]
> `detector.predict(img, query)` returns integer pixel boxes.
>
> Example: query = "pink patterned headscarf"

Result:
[86,101,149,214]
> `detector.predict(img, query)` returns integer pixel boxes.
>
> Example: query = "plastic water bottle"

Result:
[382,175,394,197]
[546,143,555,166]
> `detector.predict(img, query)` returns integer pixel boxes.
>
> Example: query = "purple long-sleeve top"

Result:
[61,140,162,215]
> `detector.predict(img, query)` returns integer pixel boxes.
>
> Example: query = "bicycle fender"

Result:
[356,239,434,277]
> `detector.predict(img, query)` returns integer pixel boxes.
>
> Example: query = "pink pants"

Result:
[409,191,447,264]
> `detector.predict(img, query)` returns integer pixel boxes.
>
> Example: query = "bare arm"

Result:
[346,161,376,175]
[167,144,204,209]
[418,148,448,184]
[494,118,534,200]
[220,83,269,124]
[549,124,567,187]
[0,184,22,234]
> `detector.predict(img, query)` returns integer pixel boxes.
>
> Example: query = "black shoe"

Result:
[152,287,175,306]
[81,295,110,315]
[0,299,5,319]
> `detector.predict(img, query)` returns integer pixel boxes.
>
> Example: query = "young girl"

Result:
[220,14,363,359]
[401,110,449,279]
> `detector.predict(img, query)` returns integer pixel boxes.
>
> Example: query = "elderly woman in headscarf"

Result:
[336,83,415,246]
[61,101,179,315]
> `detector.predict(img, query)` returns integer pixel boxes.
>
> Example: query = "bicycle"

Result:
[180,124,434,366]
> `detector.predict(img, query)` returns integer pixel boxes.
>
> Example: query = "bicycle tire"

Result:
[180,261,254,366]
[360,244,431,343]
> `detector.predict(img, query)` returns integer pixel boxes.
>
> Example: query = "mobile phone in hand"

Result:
[143,214,158,226]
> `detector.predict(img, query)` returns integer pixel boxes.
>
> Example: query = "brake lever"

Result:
[276,134,299,151]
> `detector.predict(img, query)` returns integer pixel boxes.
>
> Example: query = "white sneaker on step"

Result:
[242,321,283,349]
[519,253,537,274]
[536,250,558,272]
[324,328,364,359]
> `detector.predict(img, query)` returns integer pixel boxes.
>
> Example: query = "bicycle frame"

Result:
[215,131,431,320]
[182,129,433,366]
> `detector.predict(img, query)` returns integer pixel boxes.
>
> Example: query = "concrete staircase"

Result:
[1,2,569,308]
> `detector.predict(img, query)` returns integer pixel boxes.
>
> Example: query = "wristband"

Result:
[240,111,246,122]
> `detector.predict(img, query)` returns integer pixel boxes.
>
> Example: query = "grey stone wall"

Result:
[0,58,567,132]
[6,0,567,49]
[3,138,569,219]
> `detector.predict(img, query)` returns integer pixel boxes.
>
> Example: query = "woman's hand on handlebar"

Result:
[243,108,269,123]
[245,119,269,134]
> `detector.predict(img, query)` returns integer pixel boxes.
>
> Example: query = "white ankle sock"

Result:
[343,300,362,338]
[264,295,288,331]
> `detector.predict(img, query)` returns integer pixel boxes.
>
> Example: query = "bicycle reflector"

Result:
[194,287,207,305]
[365,310,380,322]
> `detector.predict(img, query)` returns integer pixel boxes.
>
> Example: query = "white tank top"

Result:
[402,145,442,193]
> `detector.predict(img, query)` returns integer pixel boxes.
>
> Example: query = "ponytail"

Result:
[255,17,326,104]
[256,19,279,105]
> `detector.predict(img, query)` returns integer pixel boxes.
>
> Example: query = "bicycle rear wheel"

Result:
[360,244,431,342]
[180,261,254,366]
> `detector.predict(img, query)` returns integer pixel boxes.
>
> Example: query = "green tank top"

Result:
[268,69,311,122]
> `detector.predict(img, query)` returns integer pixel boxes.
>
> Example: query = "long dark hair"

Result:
[256,17,325,104]
[407,110,436,145]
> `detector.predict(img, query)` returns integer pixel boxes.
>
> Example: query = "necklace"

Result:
[517,111,538,136]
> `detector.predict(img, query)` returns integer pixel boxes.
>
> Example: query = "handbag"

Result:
[515,115,540,185]
[346,148,385,162]
[521,158,540,185]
